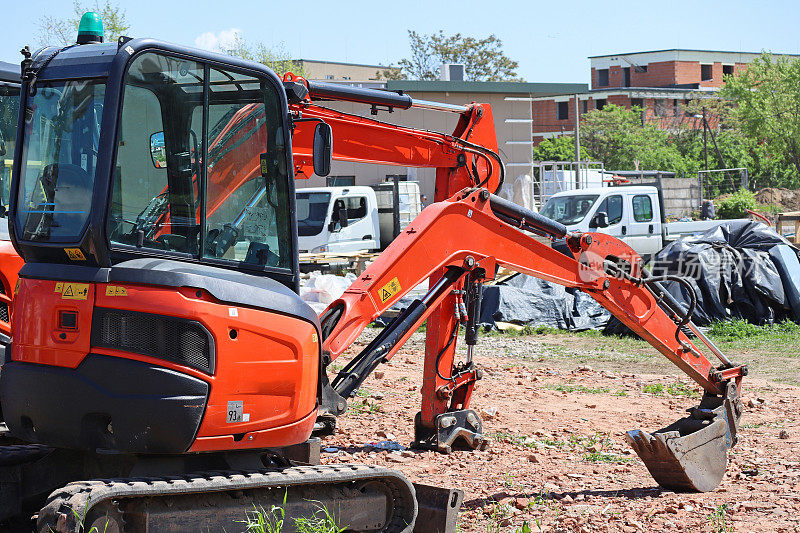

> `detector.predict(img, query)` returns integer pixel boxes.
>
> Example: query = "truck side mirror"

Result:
[590,211,609,229]
[337,204,349,228]
[313,122,332,177]
[150,131,166,169]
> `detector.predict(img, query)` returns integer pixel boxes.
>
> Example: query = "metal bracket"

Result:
[413,409,486,454]
[412,484,464,533]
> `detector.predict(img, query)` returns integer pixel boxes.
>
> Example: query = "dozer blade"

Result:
[626,381,742,492]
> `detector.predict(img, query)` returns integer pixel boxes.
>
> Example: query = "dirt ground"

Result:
[320,330,800,532]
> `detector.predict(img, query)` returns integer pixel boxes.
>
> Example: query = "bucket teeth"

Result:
[626,382,741,493]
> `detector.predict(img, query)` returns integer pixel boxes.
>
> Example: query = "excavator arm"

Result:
[286,76,743,491]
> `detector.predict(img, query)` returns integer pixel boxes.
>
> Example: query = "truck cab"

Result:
[296,186,380,253]
[541,186,664,256]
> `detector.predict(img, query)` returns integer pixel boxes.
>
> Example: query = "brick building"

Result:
[531,49,800,143]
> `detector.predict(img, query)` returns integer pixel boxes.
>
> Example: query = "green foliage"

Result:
[720,53,800,186]
[531,135,583,162]
[708,503,733,533]
[38,0,130,46]
[717,189,757,218]
[580,105,689,172]
[709,319,800,340]
[239,493,287,533]
[293,504,347,533]
[641,382,699,398]
[397,31,521,81]
[219,33,307,78]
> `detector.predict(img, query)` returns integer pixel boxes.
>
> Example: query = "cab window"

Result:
[343,196,367,224]
[596,194,623,225]
[632,195,653,222]
[109,52,291,270]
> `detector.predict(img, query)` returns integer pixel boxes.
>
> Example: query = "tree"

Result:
[531,135,583,162]
[397,31,521,81]
[216,32,307,78]
[580,104,688,172]
[720,53,800,185]
[37,0,130,46]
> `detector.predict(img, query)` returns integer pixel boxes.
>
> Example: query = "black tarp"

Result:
[644,221,800,326]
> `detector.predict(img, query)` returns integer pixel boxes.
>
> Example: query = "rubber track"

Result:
[38,464,417,533]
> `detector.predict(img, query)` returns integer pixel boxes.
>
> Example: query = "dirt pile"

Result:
[756,187,800,212]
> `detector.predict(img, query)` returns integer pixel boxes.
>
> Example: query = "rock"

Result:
[575,494,585,501]
[480,406,499,420]
[371,392,385,400]
[562,494,574,503]
[577,365,593,372]
[386,454,411,464]
[401,450,415,458]
[665,506,678,514]
[514,497,530,510]
[566,473,585,479]
[586,404,597,409]
[779,429,790,440]
[527,453,540,463]
[374,371,385,380]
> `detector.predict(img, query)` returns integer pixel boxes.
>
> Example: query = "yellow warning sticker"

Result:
[105,285,128,296]
[64,248,86,261]
[14,280,20,295]
[54,282,64,293]
[59,283,89,300]
[378,277,402,303]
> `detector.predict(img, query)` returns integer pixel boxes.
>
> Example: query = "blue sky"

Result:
[4,0,799,83]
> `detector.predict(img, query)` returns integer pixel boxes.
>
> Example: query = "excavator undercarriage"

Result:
[0,19,746,532]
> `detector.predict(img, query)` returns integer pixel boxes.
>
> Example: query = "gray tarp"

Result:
[479,274,610,331]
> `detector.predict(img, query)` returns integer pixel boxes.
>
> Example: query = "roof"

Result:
[588,48,800,59]
[550,185,658,197]
[0,61,19,84]
[298,59,395,69]
[387,80,588,95]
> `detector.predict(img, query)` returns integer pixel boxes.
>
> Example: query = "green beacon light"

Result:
[76,11,104,45]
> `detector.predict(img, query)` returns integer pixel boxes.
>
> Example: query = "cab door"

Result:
[328,194,378,252]
[591,193,626,240]
[625,193,662,257]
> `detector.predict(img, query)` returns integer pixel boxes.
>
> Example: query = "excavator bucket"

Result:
[626,381,742,492]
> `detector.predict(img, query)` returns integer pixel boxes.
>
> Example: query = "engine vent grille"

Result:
[0,303,9,324]
[91,308,215,374]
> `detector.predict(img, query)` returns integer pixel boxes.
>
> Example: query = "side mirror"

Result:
[313,122,332,177]
[150,132,166,169]
[337,205,349,228]
[590,211,609,229]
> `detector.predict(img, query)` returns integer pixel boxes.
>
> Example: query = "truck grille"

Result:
[91,308,215,374]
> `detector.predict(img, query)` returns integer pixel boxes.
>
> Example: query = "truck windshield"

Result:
[540,194,599,225]
[296,192,330,236]
[16,79,105,242]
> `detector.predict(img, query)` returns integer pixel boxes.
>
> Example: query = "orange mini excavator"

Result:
[0,13,745,532]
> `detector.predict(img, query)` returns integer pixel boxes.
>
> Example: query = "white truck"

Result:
[296,182,422,254]
[539,185,745,257]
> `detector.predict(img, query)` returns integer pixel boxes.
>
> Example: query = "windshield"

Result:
[16,79,105,242]
[296,192,330,236]
[540,194,599,225]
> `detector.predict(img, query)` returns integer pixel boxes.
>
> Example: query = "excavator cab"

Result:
[5,38,325,455]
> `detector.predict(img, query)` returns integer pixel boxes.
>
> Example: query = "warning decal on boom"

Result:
[378,277,402,303]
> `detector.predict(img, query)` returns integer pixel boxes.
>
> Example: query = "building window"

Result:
[596,99,607,111]
[597,69,609,87]
[623,67,631,87]
[639,65,648,73]
[326,176,355,186]
[723,64,734,76]
[654,99,667,117]
[581,100,588,114]
[342,76,351,80]
[557,101,569,120]
[630,98,643,110]
[325,74,334,80]
[701,64,713,81]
